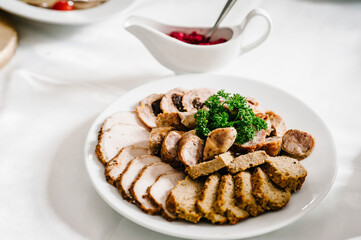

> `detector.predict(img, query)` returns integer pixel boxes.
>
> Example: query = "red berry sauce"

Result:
[168,31,227,45]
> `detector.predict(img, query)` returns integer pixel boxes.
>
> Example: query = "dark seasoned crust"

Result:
[228,150,268,174]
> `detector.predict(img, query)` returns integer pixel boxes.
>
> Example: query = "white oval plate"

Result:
[0,0,134,25]
[84,74,337,239]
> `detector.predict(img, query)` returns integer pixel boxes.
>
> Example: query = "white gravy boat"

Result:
[124,9,272,74]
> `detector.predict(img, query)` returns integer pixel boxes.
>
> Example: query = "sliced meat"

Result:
[166,176,204,223]
[196,174,227,224]
[261,136,282,156]
[203,127,237,160]
[263,115,273,136]
[266,111,287,137]
[155,112,185,130]
[130,162,174,214]
[101,111,142,132]
[160,131,183,168]
[247,97,266,119]
[182,88,217,112]
[178,131,204,166]
[148,127,174,155]
[96,124,149,165]
[261,156,307,192]
[214,174,249,224]
[234,171,264,217]
[228,150,269,174]
[233,129,266,153]
[160,88,188,113]
[251,167,291,211]
[178,111,196,129]
[116,155,161,201]
[246,97,259,106]
[104,146,149,186]
[148,171,186,221]
[136,93,164,129]
[186,152,233,179]
[282,129,315,159]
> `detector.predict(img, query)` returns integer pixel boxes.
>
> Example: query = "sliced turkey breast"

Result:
[178,131,204,166]
[101,111,142,132]
[203,127,237,160]
[148,171,185,220]
[117,155,161,201]
[182,88,217,112]
[282,129,315,159]
[104,146,149,186]
[96,124,149,165]
[136,93,164,129]
[160,131,183,168]
[148,127,174,155]
[265,111,287,137]
[160,88,188,113]
[130,162,175,214]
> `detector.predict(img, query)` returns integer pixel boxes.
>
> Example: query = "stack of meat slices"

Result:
[96,88,315,224]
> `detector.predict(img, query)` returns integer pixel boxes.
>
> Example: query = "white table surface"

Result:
[1,0,361,239]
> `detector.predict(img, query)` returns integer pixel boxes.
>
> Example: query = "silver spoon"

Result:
[205,0,237,40]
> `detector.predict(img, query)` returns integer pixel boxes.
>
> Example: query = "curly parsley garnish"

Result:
[194,90,267,144]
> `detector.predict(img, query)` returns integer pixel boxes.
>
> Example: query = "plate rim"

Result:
[84,73,338,239]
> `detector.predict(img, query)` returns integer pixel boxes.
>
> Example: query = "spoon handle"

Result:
[206,0,237,39]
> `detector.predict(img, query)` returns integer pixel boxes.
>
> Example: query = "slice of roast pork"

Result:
[160,88,188,113]
[148,127,174,155]
[203,127,237,160]
[282,129,315,159]
[130,162,175,214]
[265,111,287,137]
[160,131,183,168]
[178,131,204,167]
[117,155,161,201]
[233,129,266,153]
[182,88,217,112]
[261,136,282,156]
[136,93,164,129]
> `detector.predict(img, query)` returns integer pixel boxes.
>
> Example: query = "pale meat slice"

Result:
[233,129,266,153]
[214,174,249,224]
[282,129,315,159]
[178,131,204,167]
[117,155,161,201]
[228,150,269,174]
[166,176,204,223]
[182,88,217,112]
[266,111,287,137]
[186,152,233,179]
[160,88,188,113]
[203,127,237,160]
[196,174,227,224]
[261,136,282,156]
[96,124,149,165]
[101,111,143,132]
[160,131,183,168]
[136,93,164,129]
[104,146,149,186]
[148,171,186,221]
[148,127,174,155]
[130,162,175,214]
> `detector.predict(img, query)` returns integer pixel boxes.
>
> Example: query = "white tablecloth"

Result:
[1,0,361,239]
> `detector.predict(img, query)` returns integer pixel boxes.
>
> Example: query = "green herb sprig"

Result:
[194,90,267,144]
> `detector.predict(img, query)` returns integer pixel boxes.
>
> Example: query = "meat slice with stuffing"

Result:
[160,88,188,113]
[182,88,217,112]
[136,93,164,129]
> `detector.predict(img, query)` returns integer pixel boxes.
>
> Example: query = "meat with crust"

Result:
[160,88,188,113]
[148,127,174,155]
[178,111,196,129]
[282,129,315,159]
[178,131,204,167]
[136,93,164,129]
[160,131,183,168]
[261,136,282,156]
[182,88,217,112]
[104,146,149,186]
[228,150,268,174]
[130,162,174,214]
[155,112,185,129]
[233,129,266,153]
[148,171,186,221]
[203,127,237,160]
[266,111,287,137]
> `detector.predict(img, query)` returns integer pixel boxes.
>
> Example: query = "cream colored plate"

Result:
[0,12,17,69]
[84,74,337,239]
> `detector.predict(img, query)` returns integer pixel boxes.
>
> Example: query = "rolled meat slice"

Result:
[160,88,188,113]
[117,155,161,201]
[104,146,149,186]
[136,93,164,129]
[148,127,174,155]
[148,171,186,221]
[261,136,282,156]
[182,88,217,112]
[160,131,183,168]
[282,129,315,159]
[203,127,237,160]
[266,111,287,137]
[178,131,204,166]
[130,162,174,214]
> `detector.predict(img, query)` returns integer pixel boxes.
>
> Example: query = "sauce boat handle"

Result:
[239,9,272,55]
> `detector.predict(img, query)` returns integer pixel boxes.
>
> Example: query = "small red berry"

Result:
[52,0,74,11]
